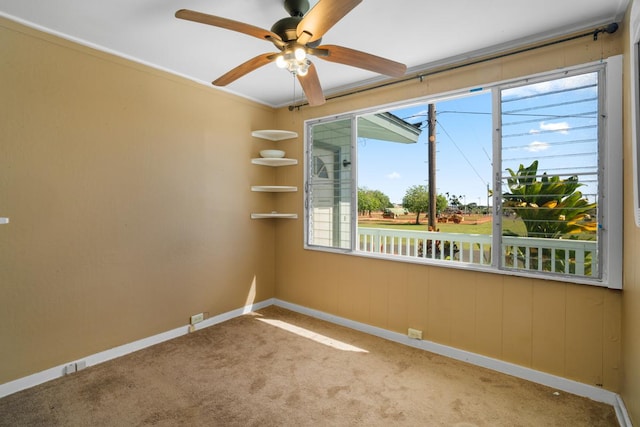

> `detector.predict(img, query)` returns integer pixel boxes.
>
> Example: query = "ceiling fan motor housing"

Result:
[271,16,302,42]
[272,0,321,47]
[284,0,309,17]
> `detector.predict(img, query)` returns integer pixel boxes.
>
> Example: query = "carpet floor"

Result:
[0,305,618,426]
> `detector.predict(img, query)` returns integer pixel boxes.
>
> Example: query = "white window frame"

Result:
[630,0,640,227]
[304,56,622,289]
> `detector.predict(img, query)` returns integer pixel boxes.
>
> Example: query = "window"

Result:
[499,71,601,279]
[305,57,622,288]
[306,117,353,249]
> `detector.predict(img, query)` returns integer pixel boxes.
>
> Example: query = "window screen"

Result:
[498,71,600,278]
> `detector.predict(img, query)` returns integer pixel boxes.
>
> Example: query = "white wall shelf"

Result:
[251,213,298,219]
[251,158,298,167]
[251,185,297,192]
[251,129,298,219]
[251,129,298,141]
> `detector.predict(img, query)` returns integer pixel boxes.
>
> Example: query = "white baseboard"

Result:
[0,298,275,399]
[615,394,634,427]
[272,299,633,427]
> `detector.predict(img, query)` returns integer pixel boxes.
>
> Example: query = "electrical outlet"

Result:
[408,328,423,340]
[64,363,77,375]
[190,313,204,325]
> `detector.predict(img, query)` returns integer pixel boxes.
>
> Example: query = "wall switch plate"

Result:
[190,313,204,325]
[408,328,423,340]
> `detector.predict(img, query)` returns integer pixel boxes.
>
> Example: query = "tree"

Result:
[403,186,447,224]
[435,194,448,215]
[403,185,429,224]
[445,192,464,209]
[502,160,596,239]
[371,189,391,211]
[358,187,392,216]
[358,188,378,216]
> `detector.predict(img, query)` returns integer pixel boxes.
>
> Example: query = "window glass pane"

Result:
[499,72,600,278]
[356,93,493,265]
[307,118,353,249]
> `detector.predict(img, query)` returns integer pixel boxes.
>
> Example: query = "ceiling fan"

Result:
[175,0,407,106]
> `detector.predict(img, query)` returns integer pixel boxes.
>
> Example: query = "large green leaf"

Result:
[502,161,596,239]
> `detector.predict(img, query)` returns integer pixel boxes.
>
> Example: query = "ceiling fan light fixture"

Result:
[296,60,310,76]
[294,47,306,61]
[276,54,288,68]
[274,50,310,76]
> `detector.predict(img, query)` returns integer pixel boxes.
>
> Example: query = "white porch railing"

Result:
[358,227,492,264]
[357,227,597,277]
[502,235,598,277]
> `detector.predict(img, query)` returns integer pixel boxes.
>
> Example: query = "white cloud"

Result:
[540,121,570,134]
[387,172,401,180]
[525,141,550,152]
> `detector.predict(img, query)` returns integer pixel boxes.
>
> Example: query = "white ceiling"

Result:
[0,0,629,108]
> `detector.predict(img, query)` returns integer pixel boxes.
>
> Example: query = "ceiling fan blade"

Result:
[213,53,276,86]
[297,63,325,106]
[317,45,407,78]
[296,0,362,45]
[175,9,281,43]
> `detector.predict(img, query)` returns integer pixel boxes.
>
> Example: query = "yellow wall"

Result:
[0,18,278,384]
[274,30,625,392]
[622,2,640,423]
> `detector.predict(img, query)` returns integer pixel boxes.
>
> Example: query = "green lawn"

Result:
[358,216,527,235]
[358,216,527,254]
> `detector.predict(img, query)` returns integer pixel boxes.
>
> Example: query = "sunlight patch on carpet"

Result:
[256,318,368,353]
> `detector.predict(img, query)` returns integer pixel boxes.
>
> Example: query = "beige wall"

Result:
[275,30,625,392]
[622,2,640,423]
[0,18,278,384]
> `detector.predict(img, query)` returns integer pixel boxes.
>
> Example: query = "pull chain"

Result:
[292,73,297,107]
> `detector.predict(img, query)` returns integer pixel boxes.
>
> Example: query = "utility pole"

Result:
[487,183,491,214]
[428,103,437,229]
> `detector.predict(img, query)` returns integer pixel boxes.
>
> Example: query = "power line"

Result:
[436,121,489,187]
[405,110,597,120]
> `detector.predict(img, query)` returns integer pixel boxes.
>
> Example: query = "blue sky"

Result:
[357,72,598,206]
[358,91,493,205]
